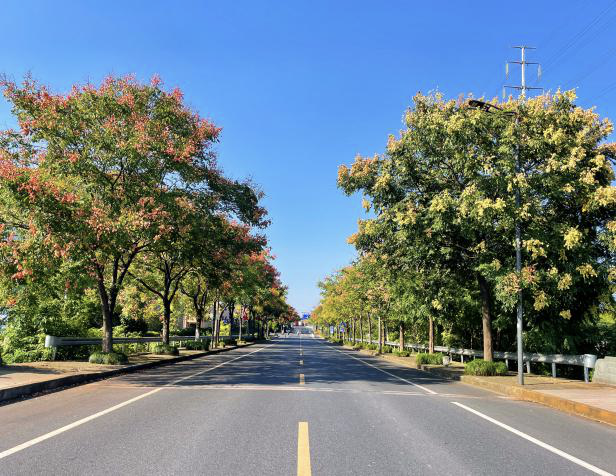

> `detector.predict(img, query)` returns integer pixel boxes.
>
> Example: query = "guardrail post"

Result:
[551,362,557,378]
[584,366,590,383]
[460,354,464,363]
[505,358,509,369]
[526,361,531,374]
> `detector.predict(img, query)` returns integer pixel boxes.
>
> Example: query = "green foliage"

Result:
[149,343,179,356]
[327,337,343,345]
[416,353,444,365]
[393,350,410,357]
[314,90,616,362]
[464,359,508,376]
[88,351,128,365]
[183,340,209,351]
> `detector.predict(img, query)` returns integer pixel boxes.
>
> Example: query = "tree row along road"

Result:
[0,332,615,475]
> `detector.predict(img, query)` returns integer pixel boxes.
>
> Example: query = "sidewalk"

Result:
[0,343,255,404]
[344,344,616,427]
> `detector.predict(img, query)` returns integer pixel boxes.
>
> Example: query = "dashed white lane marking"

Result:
[0,345,267,461]
[331,346,438,395]
[451,402,614,476]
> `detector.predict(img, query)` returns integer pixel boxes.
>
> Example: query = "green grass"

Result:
[464,359,508,376]
[416,352,444,365]
[88,351,128,365]
[149,343,179,356]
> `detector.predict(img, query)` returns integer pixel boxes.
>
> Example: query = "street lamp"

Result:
[468,99,525,385]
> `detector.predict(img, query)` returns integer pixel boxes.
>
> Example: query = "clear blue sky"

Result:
[1,1,615,313]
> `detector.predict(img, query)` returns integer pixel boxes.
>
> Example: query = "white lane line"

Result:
[331,346,438,395]
[0,345,267,461]
[451,402,614,476]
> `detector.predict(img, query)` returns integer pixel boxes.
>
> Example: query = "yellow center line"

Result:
[297,422,312,476]
[299,373,305,385]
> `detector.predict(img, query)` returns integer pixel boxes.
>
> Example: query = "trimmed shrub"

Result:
[150,343,179,356]
[225,339,237,346]
[352,343,363,350]
[184,340,209,351]
[393,350,410,357]
[365,343,378,351]
[88,351,128,365]
[464,359,508,376]
[382,345,394,353]
[416,352,444,365]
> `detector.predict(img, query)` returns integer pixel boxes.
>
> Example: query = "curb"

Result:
[0,341,258,405]
[340,344,616,427]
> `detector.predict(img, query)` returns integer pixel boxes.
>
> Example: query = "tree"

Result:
[0,75,228,352]
[337,91,616,358]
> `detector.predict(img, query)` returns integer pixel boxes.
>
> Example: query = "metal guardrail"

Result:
[45,334,246,350]
[348,337,597,382]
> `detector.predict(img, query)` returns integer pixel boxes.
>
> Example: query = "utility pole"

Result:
[505,46,541,385]
[505,45,542,98]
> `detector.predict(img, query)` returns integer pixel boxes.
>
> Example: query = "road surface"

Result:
[1,332,615,475]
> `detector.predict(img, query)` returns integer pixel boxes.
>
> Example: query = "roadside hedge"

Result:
[88,351,128,365]
[464,359,508,376]
[416,352,444,365]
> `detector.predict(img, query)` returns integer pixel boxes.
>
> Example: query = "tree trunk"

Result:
[478,274,494,362]
[97,278,114,353]
[194,309,203,340]
[378,314,382,353]
[359,314,364,343]
[352,319,356,343]
[101,302,113,353]
[399,323,405,351]
[228,301,235,334]
[162,299,171,345]
[212,301,219,346]
[368,314,373,344]
[238,306,244,342]
[428,316,434,354]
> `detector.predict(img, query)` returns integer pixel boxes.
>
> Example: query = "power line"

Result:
[540,2,616,73]
[534,1,616,87]
[565,44,616,90]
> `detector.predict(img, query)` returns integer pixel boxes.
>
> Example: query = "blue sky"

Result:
[1,1,615,313]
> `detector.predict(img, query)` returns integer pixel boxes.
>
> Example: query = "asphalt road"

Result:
[1,332,615,475]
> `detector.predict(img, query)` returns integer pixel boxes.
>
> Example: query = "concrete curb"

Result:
[341,344,616,427]
[0,341,258,405]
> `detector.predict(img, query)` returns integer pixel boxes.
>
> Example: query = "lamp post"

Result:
[468,100,525,385]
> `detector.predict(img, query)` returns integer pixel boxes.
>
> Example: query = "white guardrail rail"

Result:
[347,337,597,382]
[44,334,248,357]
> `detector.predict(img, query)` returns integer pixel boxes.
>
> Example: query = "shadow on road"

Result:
[108,338,453,391]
